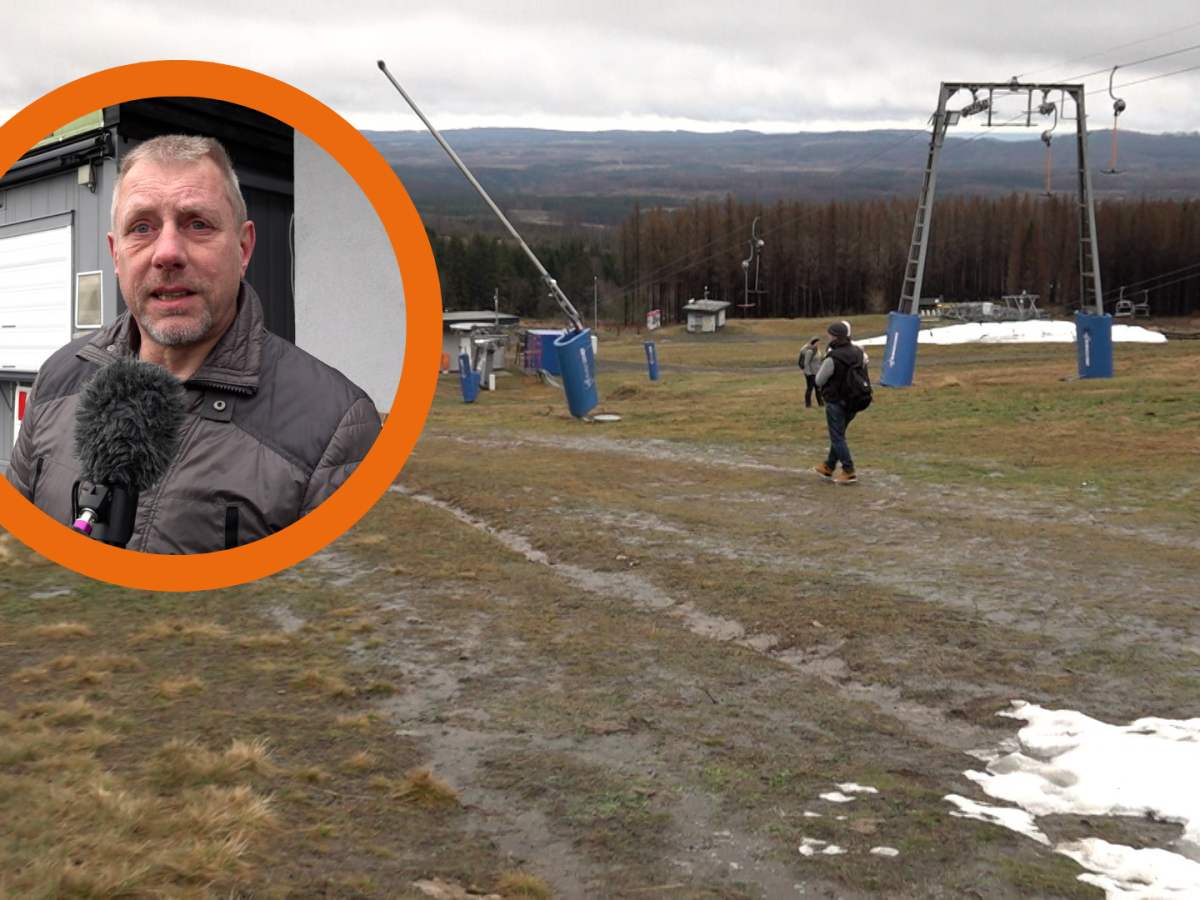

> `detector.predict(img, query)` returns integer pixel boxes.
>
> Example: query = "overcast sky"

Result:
[3,2,1200,136]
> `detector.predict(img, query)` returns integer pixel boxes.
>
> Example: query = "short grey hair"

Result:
[111,134,247,230]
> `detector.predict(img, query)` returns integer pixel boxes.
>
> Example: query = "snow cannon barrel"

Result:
[458,353,480,403]
[1075,311,1114,379]
[879,311,921,387]
[644,340,660,381]
[553,328,599,418]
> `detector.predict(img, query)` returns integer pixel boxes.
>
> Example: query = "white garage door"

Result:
[0,225,73,373]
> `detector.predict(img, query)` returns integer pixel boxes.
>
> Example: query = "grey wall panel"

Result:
[294,132,405,414]
[0,382,15,474]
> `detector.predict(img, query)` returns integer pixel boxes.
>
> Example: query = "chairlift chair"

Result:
[739,216,765,312]
[1113,286,1133,317]
[1039,92,1058,196]
[1105,67,1127,175]
[1132,290,1150,318]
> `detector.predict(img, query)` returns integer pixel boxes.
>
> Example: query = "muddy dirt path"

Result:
[324,426,1198,897]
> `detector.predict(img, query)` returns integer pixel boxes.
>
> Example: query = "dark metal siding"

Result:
[241,184,295,342]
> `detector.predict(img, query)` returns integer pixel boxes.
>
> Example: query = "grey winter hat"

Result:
[827,320,851,338]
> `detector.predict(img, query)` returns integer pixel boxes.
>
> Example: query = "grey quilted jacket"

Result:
[6,283,381,554]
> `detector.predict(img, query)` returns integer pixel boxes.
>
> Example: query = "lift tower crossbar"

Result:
[899,81,1103,317]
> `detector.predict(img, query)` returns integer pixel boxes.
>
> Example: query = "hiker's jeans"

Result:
[824,401,857,472]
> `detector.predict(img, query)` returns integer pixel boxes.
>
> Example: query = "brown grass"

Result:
[292,668,355,698]
[25,621,94,639]
[149,737,275,787]
[1,320,1194,897]
[132,619,231,644]
[496,870,555,898]
[390,767,461,810]
[157,674,206,698]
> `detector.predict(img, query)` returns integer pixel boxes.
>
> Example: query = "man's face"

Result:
[109,157,255,352]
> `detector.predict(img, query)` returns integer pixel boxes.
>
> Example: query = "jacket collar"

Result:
[77,281,265,394]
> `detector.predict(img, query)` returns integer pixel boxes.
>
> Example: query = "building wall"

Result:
[0,157,121,338]
[293,132,404,414]
[0,159,119,473]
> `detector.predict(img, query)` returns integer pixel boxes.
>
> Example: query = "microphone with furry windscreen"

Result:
[70,357,186,548]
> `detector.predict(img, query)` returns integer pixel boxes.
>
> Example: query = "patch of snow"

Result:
[836,783,879,794]
[819,791,857,803]
[859,320,1167,346]
[949,702,1200,897]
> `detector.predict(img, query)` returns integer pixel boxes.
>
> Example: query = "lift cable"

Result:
[1056,41,1200,85]
[1017,21,1200,80]
[615,38,1200,303]
[1102,261,1200,302]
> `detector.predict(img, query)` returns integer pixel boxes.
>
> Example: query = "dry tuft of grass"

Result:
[1,714,272,898]
[927,375,964,389]
[495,870,555,898]
[19,697,110,728]
[341,751,378,773]
[0,532,21,566]
[291,668,355,698]
[390,767,461,810]
[157,675,206,698]
[25,621,94,640]
[345,533,388,548]
[364,679,398,696]
[182,784,276,836]
[10,666,50,684]
[132,619,230,644]
[236,633,292,649]
[46,653,140,674]
[149,737,274,787]
[335,711,383,729]
[291,765,329,784]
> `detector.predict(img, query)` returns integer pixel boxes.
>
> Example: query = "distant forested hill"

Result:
[366,128,1200,229]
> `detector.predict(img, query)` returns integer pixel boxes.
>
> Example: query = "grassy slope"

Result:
[2,316,1196,898]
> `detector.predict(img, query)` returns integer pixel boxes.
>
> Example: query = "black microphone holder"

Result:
[71,481,138,548]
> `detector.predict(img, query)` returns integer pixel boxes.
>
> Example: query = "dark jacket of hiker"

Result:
[815,337,866,406]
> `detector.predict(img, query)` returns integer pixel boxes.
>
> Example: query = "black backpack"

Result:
[840,357,873,413]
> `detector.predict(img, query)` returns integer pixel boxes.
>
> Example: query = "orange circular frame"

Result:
[0,61,440,590]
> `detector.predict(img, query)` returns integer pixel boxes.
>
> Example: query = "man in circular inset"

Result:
[9,135,382,552]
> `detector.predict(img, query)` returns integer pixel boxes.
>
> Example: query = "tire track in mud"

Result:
[403,429,1200,740]
[388,484,989,755]
[422,429,1200,651]
[302,536,810,898]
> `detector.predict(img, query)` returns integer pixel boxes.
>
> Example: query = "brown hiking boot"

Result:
[834,469,858,485]
[813,463,835,478]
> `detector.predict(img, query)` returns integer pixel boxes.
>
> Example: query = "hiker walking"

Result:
[798,336,824,408]
[813,320,871,485]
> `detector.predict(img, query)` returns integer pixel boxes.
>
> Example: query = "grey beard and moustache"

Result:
[132,282,216,347]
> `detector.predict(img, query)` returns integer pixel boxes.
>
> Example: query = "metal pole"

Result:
[1071,86,1105,315]
[593,276,597,332]
[377,60,585,332]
